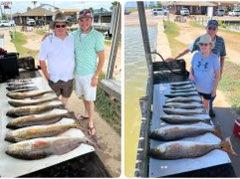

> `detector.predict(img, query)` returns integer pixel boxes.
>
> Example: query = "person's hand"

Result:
[189,73,194,81]
[91,75,99,87]
[165,57,176,62]
[41,32,52,41]
[211,90,216,97]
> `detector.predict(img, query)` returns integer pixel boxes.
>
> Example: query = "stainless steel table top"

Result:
[0,77,94,177]
[149,83,231,177]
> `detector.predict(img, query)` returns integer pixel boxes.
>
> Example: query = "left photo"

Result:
[0,1,121,177]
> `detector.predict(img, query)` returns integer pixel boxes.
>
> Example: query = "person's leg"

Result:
[202,98,209,112]
[83,100,96,135]
[209,96,216,118]
[61,80,73,109]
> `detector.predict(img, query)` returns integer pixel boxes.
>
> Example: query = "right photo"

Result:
[125,1,240,177]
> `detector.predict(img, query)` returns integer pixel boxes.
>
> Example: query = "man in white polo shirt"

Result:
[39,13,74,108]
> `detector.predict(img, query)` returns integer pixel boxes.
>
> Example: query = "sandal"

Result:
[75,114,89,120]
[88,126,96,136]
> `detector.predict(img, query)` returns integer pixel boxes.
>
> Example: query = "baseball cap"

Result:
[207,19,218,28]
[79,9,93,19]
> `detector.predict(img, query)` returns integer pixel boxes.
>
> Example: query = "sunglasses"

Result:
[208,27,217,31]
[199,43,210,46]
[55,24,66,28]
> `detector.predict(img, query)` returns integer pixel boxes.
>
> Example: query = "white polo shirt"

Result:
[39,33,75,83]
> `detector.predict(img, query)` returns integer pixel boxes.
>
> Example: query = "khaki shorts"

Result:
[48,79,73,98]
[75,74,97,101]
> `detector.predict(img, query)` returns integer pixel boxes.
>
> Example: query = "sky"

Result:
[6,1,113,13]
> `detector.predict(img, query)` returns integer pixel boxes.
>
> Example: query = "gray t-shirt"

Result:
[191,51,220,94]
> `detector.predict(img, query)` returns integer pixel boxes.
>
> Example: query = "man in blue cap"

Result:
[166,19,226,118]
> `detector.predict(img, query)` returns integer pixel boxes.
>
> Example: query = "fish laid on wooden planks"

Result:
[163,108,206,115]
[165,96,202,103]
[165,92,198,98]
[160,114,210,124]
[6,90,54,99]
[163,102,203,109]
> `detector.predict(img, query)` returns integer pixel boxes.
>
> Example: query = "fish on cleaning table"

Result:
[6,108,70,129]
[6,136,95,160]
[6,86,38,92]
[163,102,203,109]
[6,100,63,117]
[163,108,205,115]
[165,92,198,98]
[149,122,219,141]
[6,90,54,99]
[170,89,196,94]
[8,94,58,107]
[165,96,202,103]
[170,81,192,86]
[148,138,237,160]
[171,85,195,91]
[160,114,210,124]
[5,118,84,143]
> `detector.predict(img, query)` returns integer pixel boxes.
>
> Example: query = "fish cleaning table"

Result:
[0,76,94,177]
[148,82,233,177]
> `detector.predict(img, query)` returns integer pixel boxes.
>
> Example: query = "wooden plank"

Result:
[99,79,121,101]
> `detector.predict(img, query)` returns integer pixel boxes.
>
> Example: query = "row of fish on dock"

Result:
[4,79,94,160]
[149,80,237,160]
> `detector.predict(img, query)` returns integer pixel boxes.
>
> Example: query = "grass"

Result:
[218,60,240,114]
[95,74,121,134]
[10,31,38,58]
[36,29,47,36]
[163,20,186,56]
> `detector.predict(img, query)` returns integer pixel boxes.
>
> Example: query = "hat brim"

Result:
[78,15,93,19]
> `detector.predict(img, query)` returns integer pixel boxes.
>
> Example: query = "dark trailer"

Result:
[134,2,237,177]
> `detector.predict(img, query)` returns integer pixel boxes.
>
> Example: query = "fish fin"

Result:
[66,111,75,118]
[220,137,238,156]
[73,120,88,133]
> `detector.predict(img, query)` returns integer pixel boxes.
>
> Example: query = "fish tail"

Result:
[85,136,101,149]
[73,120,87,133]
[220,137,238,156]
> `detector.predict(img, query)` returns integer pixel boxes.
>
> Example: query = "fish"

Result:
[5,118,84,142]
[6,101,63,117]
[6,136,95,160]
[170,89,196,93]
[6,90,54,99]
[171,85,195,90]
[160,114,210,124]
[6,109,71,129]
[149,122,219,141]
[7,79,33,86]
[170,81,192,86]
[165,96,202,103]
[163,108,206,115]
[8,94,58,107]
[7,87,39,93]
[163,102,203,109]
[165,92,198,98]
[148,138,237,160]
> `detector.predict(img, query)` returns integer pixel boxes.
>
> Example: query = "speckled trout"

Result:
[5,118,84,142]
[165,96,202,103]
[165,91,198,98]
[6,109,70,129]
[149,122,220,141]
[8,94,58,107]
[161,114,210,124]
[163,102,203,109]
[6,90,53,99]
[163,108,205,115]
[169,81,192,86]
[6,101,63,117]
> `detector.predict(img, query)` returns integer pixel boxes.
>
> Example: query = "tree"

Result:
[110,1,118,10]
[32,1,37,8]
[156,2,162,8]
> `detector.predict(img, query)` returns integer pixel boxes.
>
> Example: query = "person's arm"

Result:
[166,48,190,61]
[220,56,225,79]
[211,70,220,97]
[39,61,50,80]
[91,51,105,87]
[189,66,194,81]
